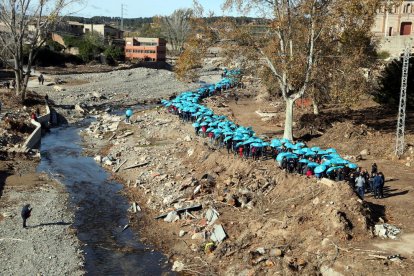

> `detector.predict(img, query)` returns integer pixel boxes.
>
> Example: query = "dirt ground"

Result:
[80,83,414,275]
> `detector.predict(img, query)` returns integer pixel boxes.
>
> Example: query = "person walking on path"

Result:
[21,204,33,228]
[355,174,365,199]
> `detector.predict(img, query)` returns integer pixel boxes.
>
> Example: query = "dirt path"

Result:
[0,161,84,275]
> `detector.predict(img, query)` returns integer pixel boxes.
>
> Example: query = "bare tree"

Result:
[0,0,79,101]
[160,9,193,55]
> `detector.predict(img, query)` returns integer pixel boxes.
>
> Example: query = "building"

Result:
[83,24,123,40]
[373,1,414,57]
[124,37,167,62]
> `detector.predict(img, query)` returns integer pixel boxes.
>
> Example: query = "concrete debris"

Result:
[374,223,401,239]
[210,224,227,243]
[256,247,266,255]
[179,230,187,237]
[205,208,219,225]
[172,261,185,272]
[184,135,192,142]
[191,232,206,240]
[269,248,283,257]
[94,155,102,163]
[164,211,180,223]
[193,185,201,195]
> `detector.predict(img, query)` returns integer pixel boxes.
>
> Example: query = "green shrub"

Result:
[377,51,391,60]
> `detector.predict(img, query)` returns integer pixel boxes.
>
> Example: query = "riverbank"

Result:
[77,74,414,274]
[0,159,84,275]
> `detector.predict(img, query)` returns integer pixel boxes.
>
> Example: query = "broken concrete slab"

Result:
[210,224,227,243]
[374,223,401,239]
[164,211,180,223]
[205,208,219,225]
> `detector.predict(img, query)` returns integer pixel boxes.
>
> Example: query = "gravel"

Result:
[33,68,201,107]
[0,177,84,276]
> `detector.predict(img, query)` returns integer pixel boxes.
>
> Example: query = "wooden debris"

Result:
[123,162,149,170]
[113,159,128,172]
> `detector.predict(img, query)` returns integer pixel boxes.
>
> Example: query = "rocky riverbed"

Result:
[0,161,84,276]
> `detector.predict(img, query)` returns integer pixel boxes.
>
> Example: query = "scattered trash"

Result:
[121,224,130,232]
[205,208,219,225]
[204,242,216,254]
[164,211,179,223]
[179,230,187,237]
[155,204,202,219]
[374,223,401,239]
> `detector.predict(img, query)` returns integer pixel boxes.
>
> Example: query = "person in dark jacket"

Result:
[21,204,33,228]
[373,173,384,199]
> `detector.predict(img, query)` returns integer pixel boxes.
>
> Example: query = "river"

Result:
[37,121,173,275]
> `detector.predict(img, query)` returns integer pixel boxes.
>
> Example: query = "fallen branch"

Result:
[113,159,128,172]
[123,162,149,170]
[108,133,116,141]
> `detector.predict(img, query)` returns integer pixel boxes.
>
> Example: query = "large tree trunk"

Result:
[283,98,294,141]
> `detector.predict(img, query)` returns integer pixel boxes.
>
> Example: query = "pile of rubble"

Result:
[374,223,401,239]
[79,109,391,274]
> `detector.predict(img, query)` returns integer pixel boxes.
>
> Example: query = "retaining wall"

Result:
[22,104,51,151]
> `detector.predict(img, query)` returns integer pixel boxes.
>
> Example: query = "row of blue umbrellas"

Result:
[162,69,358,175]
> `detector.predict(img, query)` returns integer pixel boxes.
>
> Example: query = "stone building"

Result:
[373,0,414,57]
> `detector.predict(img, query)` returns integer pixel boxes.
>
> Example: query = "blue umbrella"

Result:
[251,143,264,147]
[276,152,291,162]
[192,123,200,127]
[326,148,337,153]
[326,166,344,174]
[330,158,348,165]
[200,122,208,126]
[299,159,310,163]
[314,165,327,174]
[307,162,320,168]
[323,153,340,160]
[271,139,282,147]
[280,138,290,144]
[224,136,233,142]
[293,149,305,155]
[285,153,298,160]
[347,163,358,169]
[262,142,270,147]
[311,146,321,152]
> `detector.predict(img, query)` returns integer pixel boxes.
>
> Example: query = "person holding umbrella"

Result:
[125,108,133,124]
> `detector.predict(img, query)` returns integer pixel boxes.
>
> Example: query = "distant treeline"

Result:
[64,15,265,30]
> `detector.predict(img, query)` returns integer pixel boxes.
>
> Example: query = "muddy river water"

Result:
[37,122,173,275]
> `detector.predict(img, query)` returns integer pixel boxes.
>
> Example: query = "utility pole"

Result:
[395,41,411,157]
[121,4,127,32]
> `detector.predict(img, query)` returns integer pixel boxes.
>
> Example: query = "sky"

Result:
[71,0,233,18]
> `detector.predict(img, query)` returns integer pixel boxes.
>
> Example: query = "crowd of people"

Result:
[162,71,385,200]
